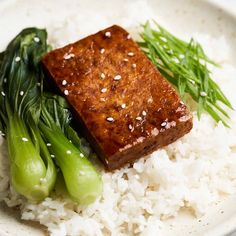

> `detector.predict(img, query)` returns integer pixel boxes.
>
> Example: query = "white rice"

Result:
[1,1,236,236]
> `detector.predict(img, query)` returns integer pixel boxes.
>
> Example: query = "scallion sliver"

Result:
[139,21,233,127]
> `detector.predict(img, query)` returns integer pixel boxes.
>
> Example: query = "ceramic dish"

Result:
[0,0,236,235]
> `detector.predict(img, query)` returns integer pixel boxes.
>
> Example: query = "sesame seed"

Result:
[22,137,28,142]
[100,48,105,54]
[200,91,207,97]
[40,178,47,183]
[34,37,40,43]
[101,88,107,93]
[128,124,134,131]
[142,111,147,116]
[15,56,21,62]
[101,73,105,79]
[100,98,106,102]
[132,63,136,68]
[79,171,85,176]
[3,78,7,83]
[1,91,5,97]
[62,80,67,86]
[135,174,140,179]
[37,82,41,87]
[121,104,126,109]
[114,75,122,81]
[106,117,114,122]
[46,143,51,147]
[172,57,179,63]
[160,36,167,42]
[66,150,72,154]
[105,31,111,38]
[20,91,24,96]
[64,90,69,95]
[80,153,84,158]
[136,116,142,121]
[127,34,131,39]
[128,52,134,57]
[161,121,167,127]
[63,53,75,60]
[151,128,159,136]
[123,58,129,62]
[51,154,55,158]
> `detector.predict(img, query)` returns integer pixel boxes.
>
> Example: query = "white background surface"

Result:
[210,0,236,14]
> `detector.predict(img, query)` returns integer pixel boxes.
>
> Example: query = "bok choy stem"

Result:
[40,123,102,204]
[7,114,56,201]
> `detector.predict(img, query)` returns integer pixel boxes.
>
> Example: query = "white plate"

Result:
[0,0,236,235]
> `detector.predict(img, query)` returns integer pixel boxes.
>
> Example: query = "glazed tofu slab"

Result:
[42,25,193,170]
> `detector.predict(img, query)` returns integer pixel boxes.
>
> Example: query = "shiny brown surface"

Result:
[42,25,193,170]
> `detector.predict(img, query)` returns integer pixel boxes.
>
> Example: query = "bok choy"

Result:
[0,28,56,202]
[39,94,102,204]
[0,27,102,204]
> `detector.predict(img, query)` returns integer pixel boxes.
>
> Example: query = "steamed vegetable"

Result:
[139,21,233,126]
[0,28,56,201]
[0,28,102,204]
[39,94,102,204]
